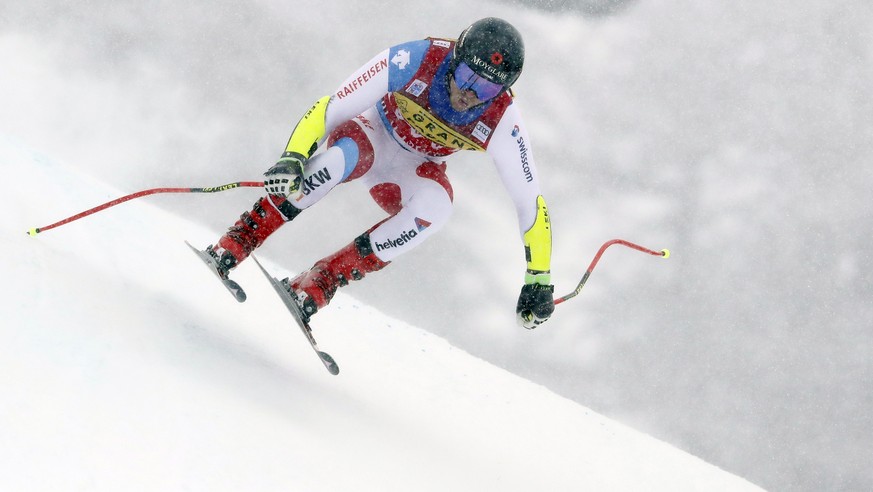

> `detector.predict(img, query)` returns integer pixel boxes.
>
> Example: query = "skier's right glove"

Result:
[516,282,555,329]
[264,151,306,200]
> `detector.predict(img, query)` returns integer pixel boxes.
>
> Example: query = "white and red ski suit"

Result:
[215,37,552,315]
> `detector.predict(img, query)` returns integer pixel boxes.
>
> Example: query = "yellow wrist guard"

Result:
[523,195,552,285]
[283,95,331,158]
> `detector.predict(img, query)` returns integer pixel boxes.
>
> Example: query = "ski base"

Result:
[252,256,339,375]
[185,241,247,302]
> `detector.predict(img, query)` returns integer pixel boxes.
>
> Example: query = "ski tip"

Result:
[661,248,671,259]
[319,352,340,375]
[26,227,40,236]
[224,277,248,303]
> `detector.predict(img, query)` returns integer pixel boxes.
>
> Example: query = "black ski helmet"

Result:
[453,17,525,89]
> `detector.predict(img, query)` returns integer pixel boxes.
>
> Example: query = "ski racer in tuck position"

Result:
[201,17,555,329]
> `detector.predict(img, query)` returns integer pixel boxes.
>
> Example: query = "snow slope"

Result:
[2,133,763,491]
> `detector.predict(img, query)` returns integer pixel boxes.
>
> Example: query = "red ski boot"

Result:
[285,233,389,321]
[211,195,301,275]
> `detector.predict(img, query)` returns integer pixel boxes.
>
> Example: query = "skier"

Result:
[201,17,555,329]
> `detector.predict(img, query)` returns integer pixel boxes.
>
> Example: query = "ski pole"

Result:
[26,181,264,236]
[554,239,670,306]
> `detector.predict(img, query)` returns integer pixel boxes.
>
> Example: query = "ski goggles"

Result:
[452,62,505,101]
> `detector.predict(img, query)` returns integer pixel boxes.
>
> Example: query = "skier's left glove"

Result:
[264,151,306,200]
[516,282,555,329]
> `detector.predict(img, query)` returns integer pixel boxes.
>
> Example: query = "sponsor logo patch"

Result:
[515,135,534,183]
[336,58,388,100]
[355,114,374,130]
[394,93,485,152]
[469,55,510,82]
[299,167,333,196]
[373,218,432,253]
[472,121,492,143]
[414,217,431,232]
[374,228,418,252]
[406,79,428,97]
[391,49,411,70]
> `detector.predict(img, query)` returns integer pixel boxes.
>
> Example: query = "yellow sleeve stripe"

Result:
[284,95,331,158]
[523,195,552,278]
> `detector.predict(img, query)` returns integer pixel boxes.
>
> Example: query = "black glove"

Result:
[516,283,555,329]
[264,152,306,199]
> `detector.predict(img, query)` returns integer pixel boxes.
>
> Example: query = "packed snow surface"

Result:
[2,136,763,491]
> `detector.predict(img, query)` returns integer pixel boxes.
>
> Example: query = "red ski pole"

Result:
[554,239,670,306]
[26,181,264,236]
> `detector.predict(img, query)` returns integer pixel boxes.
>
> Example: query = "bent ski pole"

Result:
[554,239,670,306]
[27,181,264,236]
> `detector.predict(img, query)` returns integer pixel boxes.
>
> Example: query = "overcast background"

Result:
[3,1,871,490]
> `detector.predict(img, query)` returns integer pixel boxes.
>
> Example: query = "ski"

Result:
[185,241,247,303]
[252,256,340,375]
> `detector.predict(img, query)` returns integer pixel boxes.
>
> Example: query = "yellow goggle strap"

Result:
[523,195,552,285]
[283,95,331,158]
